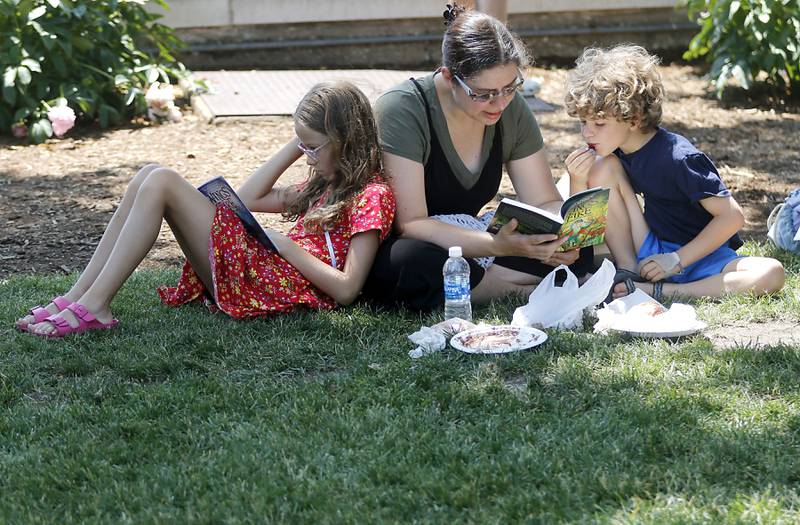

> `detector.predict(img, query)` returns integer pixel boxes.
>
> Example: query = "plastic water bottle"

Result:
[443,246,472,321]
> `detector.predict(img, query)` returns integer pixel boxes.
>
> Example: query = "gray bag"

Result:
[767,189,800,254]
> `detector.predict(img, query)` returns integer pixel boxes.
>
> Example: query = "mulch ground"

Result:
[2,64,799,280]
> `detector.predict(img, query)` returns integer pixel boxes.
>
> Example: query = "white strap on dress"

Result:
[324,229,338,268]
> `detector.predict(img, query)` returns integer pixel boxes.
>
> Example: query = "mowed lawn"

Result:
[1,242,799,524]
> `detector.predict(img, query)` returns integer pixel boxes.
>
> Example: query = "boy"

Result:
[563,44,784,301]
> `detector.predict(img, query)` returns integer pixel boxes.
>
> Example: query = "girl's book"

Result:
[198,176,278,252]
[486,187,610,251]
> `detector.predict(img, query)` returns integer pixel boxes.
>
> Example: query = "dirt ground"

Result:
[1,64,798,344]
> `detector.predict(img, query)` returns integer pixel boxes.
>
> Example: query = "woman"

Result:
[362,3,593,310]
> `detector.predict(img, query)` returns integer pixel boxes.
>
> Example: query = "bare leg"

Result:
[471,264,540,304]
[17,164,162,326]
[30,168,216,335]
[588,156,649,272]
[613,256,785,300]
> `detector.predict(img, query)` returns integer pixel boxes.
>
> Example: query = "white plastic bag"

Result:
[511,259,616,330]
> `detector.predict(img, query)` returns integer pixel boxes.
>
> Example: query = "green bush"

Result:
[683,0,800,98]
[0,0,188,142]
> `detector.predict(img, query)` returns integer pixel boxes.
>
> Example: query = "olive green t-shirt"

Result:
[374,72,544,189]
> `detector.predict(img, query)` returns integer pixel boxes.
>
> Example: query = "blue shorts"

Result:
[637,232,742,284]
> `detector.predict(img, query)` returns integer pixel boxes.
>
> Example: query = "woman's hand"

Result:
[493,218,567,261]
[564,146,595,186]
[542,247,580,267]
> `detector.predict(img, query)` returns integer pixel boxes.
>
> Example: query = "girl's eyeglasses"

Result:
[297,140,329,161]
[453,73,524,103]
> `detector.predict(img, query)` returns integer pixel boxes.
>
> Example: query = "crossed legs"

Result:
[588,156,785,300]
[627,256,785,300]
[20,165,217,335]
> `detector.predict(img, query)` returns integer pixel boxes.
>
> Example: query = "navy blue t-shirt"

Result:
[614,127,743,250]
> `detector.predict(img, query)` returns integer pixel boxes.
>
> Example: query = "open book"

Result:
[486,187,610,251]
[197,176,278,252]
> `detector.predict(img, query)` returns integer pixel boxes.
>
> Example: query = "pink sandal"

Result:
[16,295,72,332]
[31,302,119,339]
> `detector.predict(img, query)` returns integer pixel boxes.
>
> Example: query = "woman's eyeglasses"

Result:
[297,140,329,161]
[453,73,524,103]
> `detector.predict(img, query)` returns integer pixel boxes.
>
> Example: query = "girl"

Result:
[361,2,593,311]
[17,81,396,337]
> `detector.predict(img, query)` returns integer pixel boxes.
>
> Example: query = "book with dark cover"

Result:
[197,176,278,252]
[486,187,609,251]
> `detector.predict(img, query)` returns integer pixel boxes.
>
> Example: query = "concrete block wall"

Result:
[146,0,696,69]
[150,0,684,27]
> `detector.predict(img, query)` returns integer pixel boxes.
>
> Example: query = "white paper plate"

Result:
[450,325,547,354]
[609,320,707,339]
[600,289,707,338]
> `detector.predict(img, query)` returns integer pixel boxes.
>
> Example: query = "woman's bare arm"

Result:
[386,151,563,260]
[506,148,563,213]
[506,148,578,264]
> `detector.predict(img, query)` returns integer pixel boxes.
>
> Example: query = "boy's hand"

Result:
[564,146,596,185]
[638,252,683,281]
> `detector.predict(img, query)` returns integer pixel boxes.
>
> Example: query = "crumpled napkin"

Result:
[408,327,446,359]
[407,317,477,358]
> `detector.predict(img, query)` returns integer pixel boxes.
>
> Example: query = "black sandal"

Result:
[652,281,664,303]
[604,269,646,303]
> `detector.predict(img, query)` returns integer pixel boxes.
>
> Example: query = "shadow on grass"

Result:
[1,268,799,521]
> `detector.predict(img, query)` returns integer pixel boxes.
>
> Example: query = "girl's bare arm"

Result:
[238,137,303,213]
[268,230,381,305]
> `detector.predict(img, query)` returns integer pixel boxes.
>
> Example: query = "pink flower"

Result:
[11,123,27,138]
[47,105,76,137]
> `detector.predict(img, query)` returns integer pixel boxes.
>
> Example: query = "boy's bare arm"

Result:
[639,195,744,281]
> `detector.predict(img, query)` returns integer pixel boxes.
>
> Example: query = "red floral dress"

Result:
[157,181,395,318]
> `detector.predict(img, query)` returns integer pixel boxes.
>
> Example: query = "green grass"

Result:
[1,242,799,524]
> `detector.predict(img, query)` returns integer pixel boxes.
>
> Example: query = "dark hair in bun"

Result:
[441,2,530,79]
[442,3,466,26]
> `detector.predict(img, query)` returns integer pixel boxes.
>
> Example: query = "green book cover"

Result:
[486,187,609,251]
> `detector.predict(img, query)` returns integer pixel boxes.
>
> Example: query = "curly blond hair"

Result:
[285,81,382,231]
[564,44,664,130]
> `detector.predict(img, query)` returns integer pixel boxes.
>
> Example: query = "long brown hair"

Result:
[284,81,382,230]
[441,2,530,79]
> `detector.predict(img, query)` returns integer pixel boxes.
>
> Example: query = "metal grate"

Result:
[192,69,428,118]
